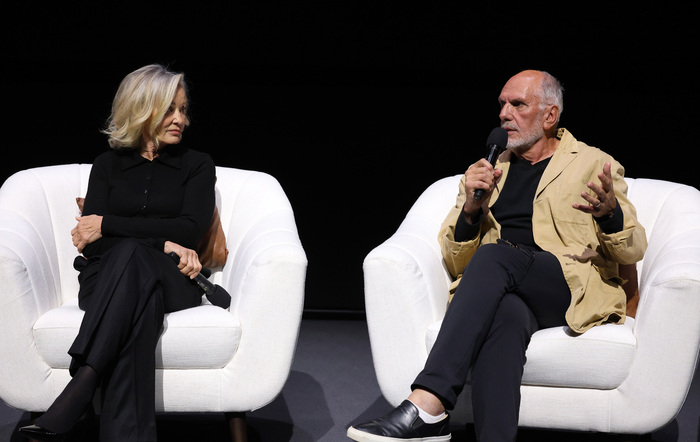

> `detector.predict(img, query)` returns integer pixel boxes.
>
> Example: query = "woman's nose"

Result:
[172,110,184,125]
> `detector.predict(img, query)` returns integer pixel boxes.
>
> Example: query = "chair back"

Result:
[0,164,91,305]
[0,164,299,308]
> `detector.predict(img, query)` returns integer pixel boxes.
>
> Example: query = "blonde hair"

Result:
[102,64,189,149]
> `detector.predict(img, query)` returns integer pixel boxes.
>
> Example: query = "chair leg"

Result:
[226,411,247,442]
[620,435,653,442]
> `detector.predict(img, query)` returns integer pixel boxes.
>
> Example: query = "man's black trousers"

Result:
[412,241,571,441]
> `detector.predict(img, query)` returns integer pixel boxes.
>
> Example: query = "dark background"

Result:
[3,4,697,315]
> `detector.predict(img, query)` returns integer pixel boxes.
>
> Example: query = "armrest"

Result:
[219,204,307,410]
[363,229,451,406]
[0,210,60,410]
[611,182,700,432]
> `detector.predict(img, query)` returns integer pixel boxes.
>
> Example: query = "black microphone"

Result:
[168,252,231,309]
[473,127,508,201]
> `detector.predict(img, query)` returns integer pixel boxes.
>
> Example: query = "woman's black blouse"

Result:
[80,145,216,258]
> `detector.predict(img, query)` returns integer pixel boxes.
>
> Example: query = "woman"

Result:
[20,64,216,441]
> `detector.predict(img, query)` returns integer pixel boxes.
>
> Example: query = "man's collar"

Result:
[555,128,578,154]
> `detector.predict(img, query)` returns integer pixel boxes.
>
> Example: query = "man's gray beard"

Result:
[506,124,545,153]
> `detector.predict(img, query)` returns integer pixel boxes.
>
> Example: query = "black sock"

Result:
[34,364,98,433]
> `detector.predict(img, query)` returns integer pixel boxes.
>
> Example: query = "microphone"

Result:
[168,252,231,309]
[473,127,508,201]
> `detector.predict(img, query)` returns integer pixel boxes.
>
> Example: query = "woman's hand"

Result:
[71,215,103,253]
[164,241,202,279]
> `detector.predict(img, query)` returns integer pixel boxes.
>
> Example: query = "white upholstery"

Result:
[426,317,637,390]
[364,175,700,434]
[0,164,307,414]
[34,299,241,370]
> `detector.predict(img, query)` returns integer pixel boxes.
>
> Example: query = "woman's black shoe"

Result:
[18,406,95,441]
[19,423,68,441]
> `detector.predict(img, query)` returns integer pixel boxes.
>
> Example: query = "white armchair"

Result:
[0,164,307,441]
[363,175,700,435]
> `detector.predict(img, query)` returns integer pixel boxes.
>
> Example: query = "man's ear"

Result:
[542,104,560,132]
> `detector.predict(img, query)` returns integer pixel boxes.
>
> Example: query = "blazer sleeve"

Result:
[438,175,482,279]
[596,160,647,265]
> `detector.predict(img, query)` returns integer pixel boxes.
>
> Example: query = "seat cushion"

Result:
[426,318,636,389]
[34,298,241,370]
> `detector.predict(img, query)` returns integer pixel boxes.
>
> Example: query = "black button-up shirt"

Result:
[81,145,216,258]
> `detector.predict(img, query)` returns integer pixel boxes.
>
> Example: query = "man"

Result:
[347,70,647,441]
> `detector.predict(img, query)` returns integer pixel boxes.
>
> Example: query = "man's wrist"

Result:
[594,203,624,233]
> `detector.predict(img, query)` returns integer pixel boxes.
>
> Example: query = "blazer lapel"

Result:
[536,129,578,198]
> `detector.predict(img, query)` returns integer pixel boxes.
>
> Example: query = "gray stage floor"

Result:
[2,319,698,441]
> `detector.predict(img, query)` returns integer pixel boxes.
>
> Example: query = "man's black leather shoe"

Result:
[347,400,451,441]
